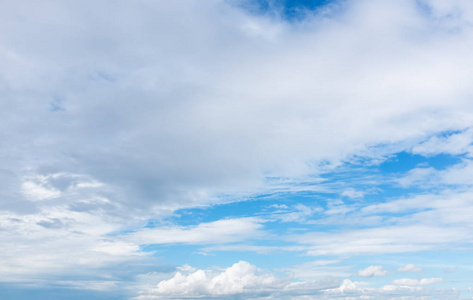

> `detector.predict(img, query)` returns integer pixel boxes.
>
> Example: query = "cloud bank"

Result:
[1,0,473,298]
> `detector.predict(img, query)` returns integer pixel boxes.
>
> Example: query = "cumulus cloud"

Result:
[133,261,291,299]
[135,261,443,300]
[133,262,450,300]
[323,279,369,295]
[357,265,387,278]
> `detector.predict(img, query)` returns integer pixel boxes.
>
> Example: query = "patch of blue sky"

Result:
[167,201,262,226]
[163,150,465,228]
[235,0,335,20]
[437,128,467,138]
[380,151,463,173]
[134,148,469,277]
[165,193,329,229]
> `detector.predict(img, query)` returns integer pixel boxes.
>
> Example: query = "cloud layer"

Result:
[1,0,473,298]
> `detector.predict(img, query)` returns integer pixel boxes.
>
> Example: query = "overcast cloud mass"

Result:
[2,0,473,299]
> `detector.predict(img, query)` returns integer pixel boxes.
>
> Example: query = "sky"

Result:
[1,0,473,299]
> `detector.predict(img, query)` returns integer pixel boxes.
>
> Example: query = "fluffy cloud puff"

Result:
[133,261,289,299]
[357,265,387,278]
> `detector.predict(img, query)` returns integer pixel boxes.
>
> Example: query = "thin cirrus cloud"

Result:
[124,218,265,245]
[1,0,473,299]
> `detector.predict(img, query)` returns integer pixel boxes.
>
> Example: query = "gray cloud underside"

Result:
[2,0,473,214]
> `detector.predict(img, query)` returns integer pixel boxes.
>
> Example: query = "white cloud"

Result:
[357,265,387,278]
[126,217,264,245]
[341,188,365,199]
[324,278,455,299]
[135,260,374,299]
[92,241,141,256]
[2,0,473,218]
[280,260,351,282]
[200,244,280,254]
[395,167,438,188]
[267,203,322,223]
[392,277,443,286]
[0,207,142,287]
[133,261,289,299]
[411,128,473,157]
[324,279,369,294]
[21,180,61,201]
[133,261,452,300]
[398,264,422,272]
[290,222,472,257]
[395,159,473,188]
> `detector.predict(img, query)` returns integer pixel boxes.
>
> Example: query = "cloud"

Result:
[411,128,473,157]
[2,0,473,219]
[21,180,61,201]
[133,261,327,299]
[395,159,473,188]
[324,278,455,299]
[266,203,322,223]
[200,244,281,254]
[133,261,450,300]
[341,188,365,199]
[133,260,436,300]
[290,221,472,257]
[395,167,438,188]
[125,217,265,245]
[398,264,422,272]
[1,0,473,297]
[0,205,143,284]
[392,277,443,286]
[323,279,369,295]
[357,265,387,278]
[279,260,351,282]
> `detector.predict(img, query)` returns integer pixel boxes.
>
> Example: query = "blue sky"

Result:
[2,0,473,299]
